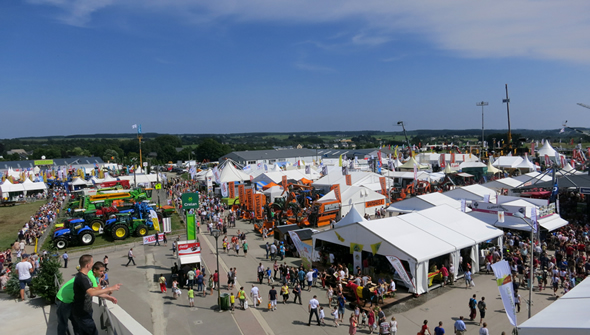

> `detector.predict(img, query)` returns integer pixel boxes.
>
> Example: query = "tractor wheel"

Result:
[79,231,96,246]
[111,224,129,240]
[90,219,104,233]
[135,224,148,237]
[54,237,68,250]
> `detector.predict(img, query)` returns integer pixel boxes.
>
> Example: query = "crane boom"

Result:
[577,103,590,110]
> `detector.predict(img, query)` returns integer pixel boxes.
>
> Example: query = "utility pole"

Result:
[502,85,512,150]
[476,101,489,150]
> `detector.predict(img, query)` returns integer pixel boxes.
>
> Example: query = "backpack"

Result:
[477,301,484,310]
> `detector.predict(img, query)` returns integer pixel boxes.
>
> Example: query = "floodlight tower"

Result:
[477,101,489,148]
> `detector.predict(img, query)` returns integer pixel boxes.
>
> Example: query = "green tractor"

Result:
[104,212,152,240]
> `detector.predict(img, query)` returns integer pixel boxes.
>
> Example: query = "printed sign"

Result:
[491,261,518,326]
[246,188,254,211]
[228,182,235,198]
[142,234,165,245]
[177,241,201,256]
[331,184,341,202]
[471,201,526,218]
[181,193,199,210]
[379,177,387,197]
[365,199,385,208]
[288,231,312,269]
[345,174,352,186]
[238,184,245,205]
[385,255,415,292]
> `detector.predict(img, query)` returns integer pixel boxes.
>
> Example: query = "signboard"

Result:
[385,255,415,292]
[255,194,264,219]
[246,188,254,211]
[143,162,148,167]
[282,175,288,191]
[181,193,199,210]
[365,199,385,208]
[288,231,312,269]
[149,209,161,232]
[177,241,201,256]
[155,183,162,190]
[238,184,245,205]
[331,184,341,202]
[142,234,165,245]
[471,201,526,218]
[228,181,235,198]
[580,187,590,195]
[345,174,352,186]
[34,159,54,165]
[538,203,556,218]
[379,177,387,197]
[163,217,172,233]
[186,214,196,240]
[491,260,518,326]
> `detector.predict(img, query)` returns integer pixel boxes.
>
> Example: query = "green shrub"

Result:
[4,265,20,297]
[32,256,63,303]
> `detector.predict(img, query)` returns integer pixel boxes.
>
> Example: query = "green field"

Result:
[0,201,46,250]
[40,212,185,252]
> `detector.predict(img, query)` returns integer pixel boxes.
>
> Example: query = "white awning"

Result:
[179,254,201,265]
[539,215,568,232]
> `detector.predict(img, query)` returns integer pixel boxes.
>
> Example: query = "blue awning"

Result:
[256,181,268,189]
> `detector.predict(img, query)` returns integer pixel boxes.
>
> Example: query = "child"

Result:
[319,306,325,326]
[188,287,195,307]
[360,311,368,328]
[230,292,236,312]
[331,306,339,327]
[267,267,273,284]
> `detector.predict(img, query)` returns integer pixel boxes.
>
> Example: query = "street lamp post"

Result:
[476,101,489,150]
[514,212,535,319]
[211,229,221,311]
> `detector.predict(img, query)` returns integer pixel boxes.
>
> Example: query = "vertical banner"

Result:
[498,211,505,223]
[413,164,418,181]
[491,260,518,326]
[212,166,221,184]
[288,231,312,269]
[163,217,172,233]
[544,154,551,166]
[246,188,254,211]
[282,175,288,191]
[461,199,466,213]
[385,256,415,291]
[305,165,311,174]
[531,207,538,233]
[221,182,229,197]
[331,184,341,202]
[353,250,362,272]
[186,214,196,240]
[228,181,235,199]
[440,154,446,168]
[345,174,352,186]
[149,209,161,232]
[483,194,490,203]
[451,152,456,164]
[255,194,264,219]
[238,184,245,205]
[379,177,387,197]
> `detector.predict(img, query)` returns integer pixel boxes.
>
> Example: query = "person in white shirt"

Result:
[250,285,260,308]
[306,270,314,291]
[308,295,321,326]
[479,322,489,335]
[15,254,35,301]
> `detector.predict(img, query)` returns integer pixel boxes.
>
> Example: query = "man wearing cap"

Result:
[15,253,35,301]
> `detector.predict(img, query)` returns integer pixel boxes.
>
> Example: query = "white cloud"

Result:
[26,0,590,63]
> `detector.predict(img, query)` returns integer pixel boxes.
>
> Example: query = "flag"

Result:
[305,165,311,174]
[531,207,538,233]
[349,242,364,254]
[559,128,565,133]
[339,155,342,167]
[550,179,559,203]
[370,242,382,256]
[491,261,518,326]
[335,231,345,242]
[131,124,137,129]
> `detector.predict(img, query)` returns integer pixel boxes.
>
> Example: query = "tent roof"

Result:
[492,156,524,168]
[387,192,462,213]
[398,157,429,170]
[219,163,250,183]
[22,179,47,191]
[518,277,590,335]
[514,155,537,170]
[335,207,366,228]
[0,180,25,192]
[459,161,486,169]
[483,177,523,190]
[444,184,497,203]
[319,185,386,204]
[537,140,558,157]
[262,182,280,190]
[486,160,502,174]
[519,174,590,190]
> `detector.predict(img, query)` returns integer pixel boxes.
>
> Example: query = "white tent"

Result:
[22,178,48,193]
[387,192,464,214]
[511,171,552,186]
[0,180,25,200]
[397,157,429,171]
[514,155,537,172]
[482,177,523,192]
[486,160,502,174]
[492,156,524,169]
[312,171,392,193]
[219,163,251,184]
[318,185,387,217]
[196,169,213,182]
[262,185,286,203]
[518,277,590,335]
[537,140,558,158]
[313,205,502,294]
[253,169,316,186]
[444,184,497,204]
[334,206,366,228]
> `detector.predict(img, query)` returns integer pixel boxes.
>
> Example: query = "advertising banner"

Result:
[379,177,387,197]
[288,231,312,269]
[221,182,228,197]
[471,201,526,217]
[142,234,165,245]
[331,184,341,202]
[228,182,235,199]
[353,250,362,272]
[246,188,254,211]
[491,260,518,326]
[238,184,245,205]
[186,214,196,240]
[345,174,352,186]
[177,241,201,256]
[385,255,415,291]
[181,193,199,210]
[149,209,161,232]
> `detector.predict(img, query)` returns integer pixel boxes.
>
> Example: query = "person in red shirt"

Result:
[213,270,219,289]
[440,265,449,286]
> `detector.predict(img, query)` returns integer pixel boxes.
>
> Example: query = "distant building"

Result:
[0,157,105,171]
[7,149,30,160]
[219,148,376,166]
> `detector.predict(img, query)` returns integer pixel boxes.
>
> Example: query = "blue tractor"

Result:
[52,219,96,250]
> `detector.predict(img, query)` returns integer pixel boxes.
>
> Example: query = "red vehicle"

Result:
[99,180,130,189]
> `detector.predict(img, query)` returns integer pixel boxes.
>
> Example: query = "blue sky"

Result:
[2,0,590,138]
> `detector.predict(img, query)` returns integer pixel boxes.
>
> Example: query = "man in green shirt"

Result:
[56,261,118,335]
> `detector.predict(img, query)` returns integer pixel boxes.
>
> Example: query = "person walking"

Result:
[250,284,260,308]
[449,263,455,285]
[268,285,278,311]
[62,251,69,268]
[257,263,265,285]
[454,316,466,335]
[159,274,167,293]
[479,322,489,335]
[270,243,277,261]
[243,240,248,256]
[293,283,302,304]
[434,321,444,335]
[306,269,314,291]
[188,287,195,307]
[308,295,321,326]
[368,309,375,334]
[419,320,430,335]
[389,316,398,335]
[478,297,487,326]
[154,231,160,246]
[281,283,289,304]
[238,287,246,309]
[15,254,35,301]
[273,260,279,280]
[465,269,473,288]
[469,294,478,321]
[126,248,136,266]
[337,292,346,322]
[162,233,168,246]
[265,242,270,259]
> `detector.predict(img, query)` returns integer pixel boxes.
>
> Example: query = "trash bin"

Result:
[220,293,230,310]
